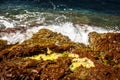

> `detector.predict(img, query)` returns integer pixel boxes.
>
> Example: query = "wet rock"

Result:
[0,39,7,51]
[89,32,120,67]
[63,61,119,80]
[0,29,120,80]
[40,57,71,80]
[22,29,71,46]
[0,57,72,80]
[89,32,120,52]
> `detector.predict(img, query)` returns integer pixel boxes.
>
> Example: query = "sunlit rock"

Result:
[89,32,120,52]
[89,32,120,67]
[70,57,95,71]
[0,29,120,80]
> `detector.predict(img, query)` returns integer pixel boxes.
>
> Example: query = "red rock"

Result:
[89,32,120,67]
[89,32,120,52]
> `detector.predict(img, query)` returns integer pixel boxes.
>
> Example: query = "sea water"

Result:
[0,0,120,45]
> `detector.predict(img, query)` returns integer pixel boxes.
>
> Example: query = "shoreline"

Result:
[0,29,120,79]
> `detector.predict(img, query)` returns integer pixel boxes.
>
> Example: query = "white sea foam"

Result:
[0,16,19,29]
[0,11,118,45]
[0,22,116,45]
[41,22,115,45]
[0,20,14,29]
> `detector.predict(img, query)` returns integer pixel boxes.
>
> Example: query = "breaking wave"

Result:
[0,10,119,45]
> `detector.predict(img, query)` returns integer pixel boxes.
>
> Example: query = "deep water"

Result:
[0,0,120,15]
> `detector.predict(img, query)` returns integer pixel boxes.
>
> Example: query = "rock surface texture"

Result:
[0,29,120,80]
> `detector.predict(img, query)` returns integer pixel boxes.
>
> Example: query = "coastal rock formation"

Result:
[89,32,120,68]
[22,29,76,47]
[0,29,120,80]
[0,29,84,61]
[89,32,120,52]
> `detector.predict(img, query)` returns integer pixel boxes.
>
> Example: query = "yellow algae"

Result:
[28,53,62,61]
[68,53,79,58]
[26,48,80,61]
[25,48,95,71]
[70,57,95,71]
[62,52,79,58]
[29,54,42,60]
[47,48,53,54]
[40,53,62,60]
[25,48,62,60]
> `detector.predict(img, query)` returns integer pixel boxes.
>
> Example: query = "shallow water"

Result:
[0,1,120,45]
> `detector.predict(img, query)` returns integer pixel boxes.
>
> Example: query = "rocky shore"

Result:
[0,29,120,80]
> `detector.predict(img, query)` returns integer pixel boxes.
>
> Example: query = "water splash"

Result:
[0,21,116,45]
[0,10,119,45]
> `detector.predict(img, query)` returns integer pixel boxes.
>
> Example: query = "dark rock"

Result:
[0,39,7,51]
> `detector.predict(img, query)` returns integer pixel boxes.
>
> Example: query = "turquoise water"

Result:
[0,1,120,44]
[0,2,120,31]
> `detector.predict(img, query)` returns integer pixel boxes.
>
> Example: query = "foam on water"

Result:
[0,22,116,45]
[40,23,115,45]
[0,16,15,29]
[0,20,14,29]
[0,10,118,45]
